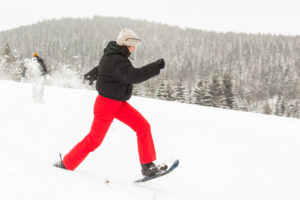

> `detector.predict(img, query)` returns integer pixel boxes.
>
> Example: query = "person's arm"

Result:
[115,60,162,84]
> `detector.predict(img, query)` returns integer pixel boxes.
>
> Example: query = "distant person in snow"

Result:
[22,52,49,103]
[54,29,167,177]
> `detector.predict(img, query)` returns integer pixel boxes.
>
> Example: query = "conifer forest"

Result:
[0,16,299,118]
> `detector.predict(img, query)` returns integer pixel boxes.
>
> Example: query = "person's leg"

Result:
[115,102,156,164]
[32,82,38,102]
[37,77,45,102]
[63,95,123,170]
[35,77,44,103]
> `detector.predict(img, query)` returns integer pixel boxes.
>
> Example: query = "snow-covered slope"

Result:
[1,79,300,200]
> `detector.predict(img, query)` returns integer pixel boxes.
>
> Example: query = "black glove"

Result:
[83,66,98,85]
[83,74,96,85]
[156,59,165,69]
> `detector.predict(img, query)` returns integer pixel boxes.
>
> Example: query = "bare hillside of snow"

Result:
[1,80,300,200]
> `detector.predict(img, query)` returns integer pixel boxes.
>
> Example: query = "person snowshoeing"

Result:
[22,52,48,103]
[54,29,167,177]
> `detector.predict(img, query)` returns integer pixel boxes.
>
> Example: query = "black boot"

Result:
[53,153,66,169]
[141,162,168,177]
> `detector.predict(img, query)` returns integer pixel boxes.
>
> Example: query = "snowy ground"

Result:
[1,79,300,200]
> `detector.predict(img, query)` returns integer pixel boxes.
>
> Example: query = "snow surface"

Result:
[1,79,300,200]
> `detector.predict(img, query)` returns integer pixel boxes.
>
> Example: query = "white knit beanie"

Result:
[116,29,141,47]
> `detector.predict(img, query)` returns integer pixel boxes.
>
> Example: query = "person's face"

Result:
[128,46,135,53]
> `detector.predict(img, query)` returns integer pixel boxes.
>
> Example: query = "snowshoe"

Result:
[135,159,179,183]
[53,153,66,169]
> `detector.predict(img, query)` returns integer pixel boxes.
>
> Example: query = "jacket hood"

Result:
[104,41,122,56]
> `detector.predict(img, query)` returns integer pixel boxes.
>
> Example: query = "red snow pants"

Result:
[63,95,156,170]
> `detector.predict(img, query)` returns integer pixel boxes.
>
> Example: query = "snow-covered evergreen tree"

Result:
[0,43,21,81]
[144,82,156,99]
[174,80,187,103]
[132,85,141,97]
[203,74,226,108]
[2,43,14,63]
[263,100,272,115]
[155,79,169,100]
[192,80,205,105]
[222,73,235,109]
[275,96,286,116]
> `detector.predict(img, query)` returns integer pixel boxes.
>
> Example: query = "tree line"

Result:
[0,16,299,118]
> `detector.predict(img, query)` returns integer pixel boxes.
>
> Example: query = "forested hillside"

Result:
[0,16,299,118]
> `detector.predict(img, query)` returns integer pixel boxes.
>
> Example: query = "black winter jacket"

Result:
[36,56,48,76]
[86,41,161,101]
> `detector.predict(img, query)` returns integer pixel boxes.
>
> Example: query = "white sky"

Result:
[0,0,300,35]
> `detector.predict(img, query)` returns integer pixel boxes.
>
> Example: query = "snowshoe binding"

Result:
[141,162,168,177]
